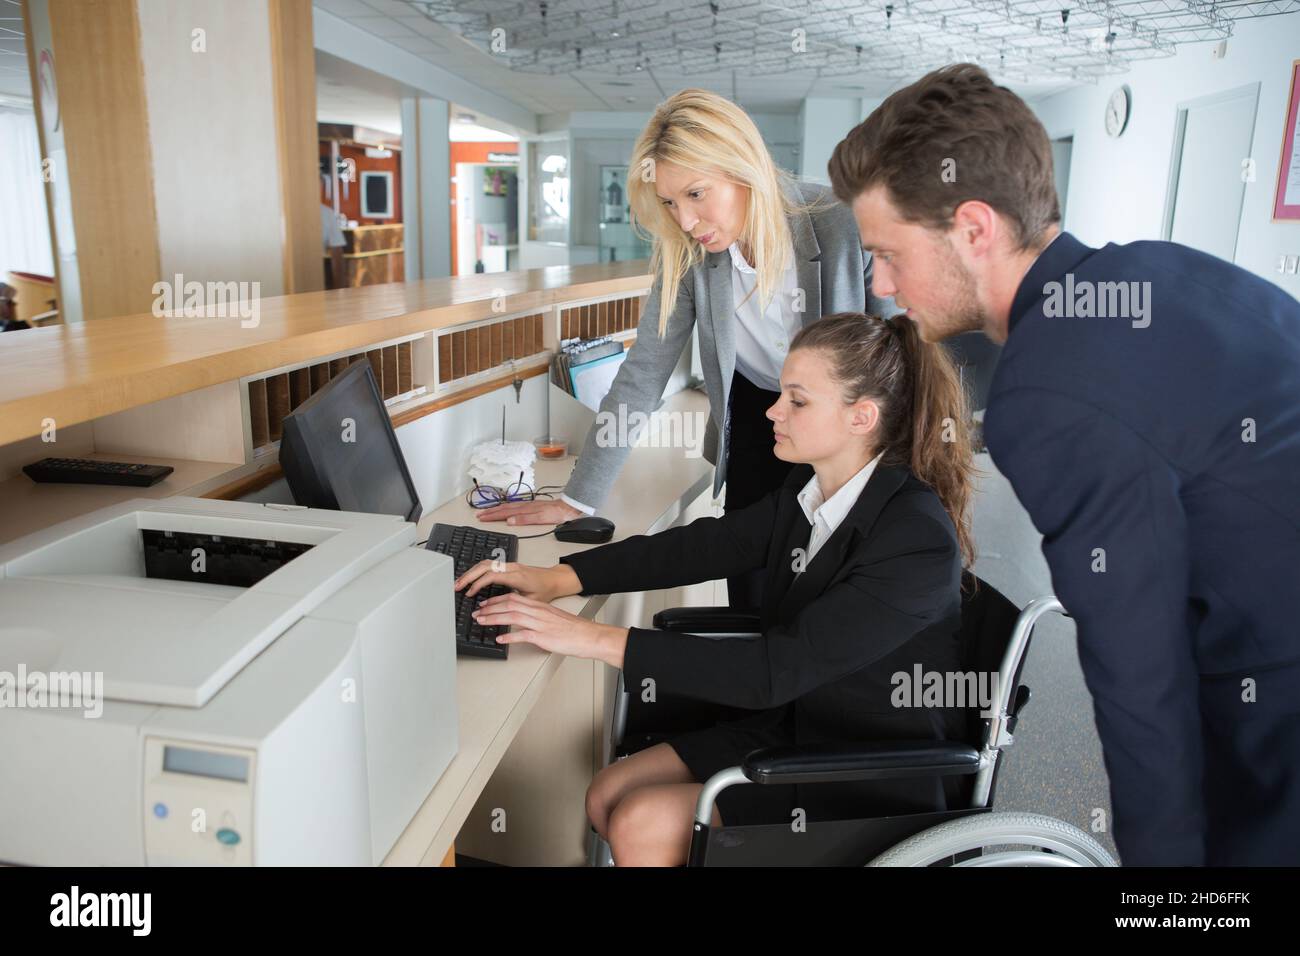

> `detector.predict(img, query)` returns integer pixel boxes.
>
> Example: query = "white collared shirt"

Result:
[728,239,802,393]
[796,452,885,567]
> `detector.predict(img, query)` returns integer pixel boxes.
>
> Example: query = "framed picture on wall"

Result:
[1272,58,1300,222]
[361,171,394,219]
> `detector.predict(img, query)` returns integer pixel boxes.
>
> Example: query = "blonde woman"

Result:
[479,89,897,608]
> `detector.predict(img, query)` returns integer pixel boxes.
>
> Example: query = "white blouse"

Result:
[796,452,885,566]
[727,238,803,394]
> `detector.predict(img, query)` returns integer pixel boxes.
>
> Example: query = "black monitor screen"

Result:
[279,360,422,522]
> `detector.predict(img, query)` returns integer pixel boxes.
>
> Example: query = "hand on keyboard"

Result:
[426,522,521,660]
[454,560,571,603]
[470,592,629,668]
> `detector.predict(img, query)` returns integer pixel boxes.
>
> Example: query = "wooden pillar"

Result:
[268,0,325,295]
[26,0,162,323]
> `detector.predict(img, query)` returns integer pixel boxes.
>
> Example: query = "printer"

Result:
[0,496,457,866]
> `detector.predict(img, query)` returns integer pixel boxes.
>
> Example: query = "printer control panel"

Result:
[143,737,255,866]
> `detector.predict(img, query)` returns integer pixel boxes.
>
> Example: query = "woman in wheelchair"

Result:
[455,312,976,866]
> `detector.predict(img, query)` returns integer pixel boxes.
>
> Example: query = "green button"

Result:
[216,828,241,846]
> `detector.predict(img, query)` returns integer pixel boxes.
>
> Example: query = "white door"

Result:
[1164,84,1260,262]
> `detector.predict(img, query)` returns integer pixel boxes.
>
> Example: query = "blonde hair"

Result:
[626,89,829,339]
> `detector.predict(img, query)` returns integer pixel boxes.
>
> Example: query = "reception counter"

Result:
[0,261,654,540]
[0,261,653,449]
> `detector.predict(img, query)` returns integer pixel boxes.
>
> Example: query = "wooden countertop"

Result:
[0,262,652,448]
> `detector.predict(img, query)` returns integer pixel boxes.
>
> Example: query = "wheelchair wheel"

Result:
[866,812,1117,867]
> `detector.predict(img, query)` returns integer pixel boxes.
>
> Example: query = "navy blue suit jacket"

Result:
[984,231,1300,865]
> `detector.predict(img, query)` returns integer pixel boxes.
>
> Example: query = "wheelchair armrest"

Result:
[741,740,982,786]
[615,608,760,749]
[652,606,760,635]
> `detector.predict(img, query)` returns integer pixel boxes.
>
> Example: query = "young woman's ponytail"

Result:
[889,316,976,567]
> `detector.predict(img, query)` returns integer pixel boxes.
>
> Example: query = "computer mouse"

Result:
[554,516,616,543]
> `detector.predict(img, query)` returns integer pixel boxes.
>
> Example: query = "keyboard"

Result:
[23,457,174,487]
[425,523,519,659]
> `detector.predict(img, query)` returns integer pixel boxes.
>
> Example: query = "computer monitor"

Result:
[280,360,422,523]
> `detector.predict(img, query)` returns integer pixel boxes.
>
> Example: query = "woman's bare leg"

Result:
[606,783,721,866]
[587,742,713,840]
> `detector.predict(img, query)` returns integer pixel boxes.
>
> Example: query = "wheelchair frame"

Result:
[592,589,1117,867]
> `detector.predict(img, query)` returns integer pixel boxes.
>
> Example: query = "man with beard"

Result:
[827,63,1300,866]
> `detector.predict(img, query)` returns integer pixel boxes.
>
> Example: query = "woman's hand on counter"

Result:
[474,498,584,526]
[454,560,582,603]
[470,592,628,667]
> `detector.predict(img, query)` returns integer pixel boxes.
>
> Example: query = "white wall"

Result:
[571,136,638,248]
[540,109,803,175]
[543,111,646,133]
[138,0,285,294]
[543,109,800,146]
[313,8,536,135]
[0,107,55,277]
[1031,12,1300,295]
[798,97,863,184]
[1051,138,1073,225]
[524,97,875,260]
[401,96,451,279]
[752,111,801,173]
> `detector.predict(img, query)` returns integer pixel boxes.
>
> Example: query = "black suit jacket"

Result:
[985,232,1300,865]
[560,462,967,814]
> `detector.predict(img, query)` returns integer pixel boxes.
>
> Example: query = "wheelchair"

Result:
[589,572,1117,867]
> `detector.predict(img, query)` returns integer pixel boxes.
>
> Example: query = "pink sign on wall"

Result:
[1273,59,1300,222]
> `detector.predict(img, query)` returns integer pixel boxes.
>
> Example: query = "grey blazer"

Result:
[564,180,898,509]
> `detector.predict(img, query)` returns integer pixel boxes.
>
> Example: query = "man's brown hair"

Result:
[829,63,1060,251]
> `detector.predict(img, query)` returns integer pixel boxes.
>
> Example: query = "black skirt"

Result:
[723,370,797,611]
[667,705,801,826]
